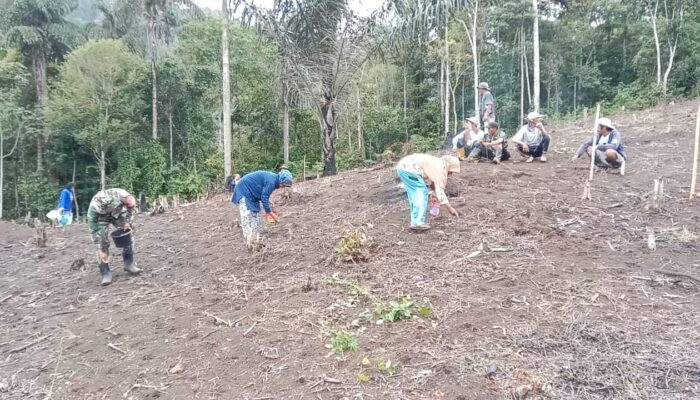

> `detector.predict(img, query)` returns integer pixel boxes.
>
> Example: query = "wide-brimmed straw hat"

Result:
[441,155,461,174]
[597,117,615,129]
[527,111,544,120]
[465,116,480,125]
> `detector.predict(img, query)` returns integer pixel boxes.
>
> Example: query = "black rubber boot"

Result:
[123,245,141,274]
[99,262,112,286]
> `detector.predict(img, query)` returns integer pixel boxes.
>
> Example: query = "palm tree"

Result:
[257,0,376,176]
[5,0,80,171]
[144,0,200,140]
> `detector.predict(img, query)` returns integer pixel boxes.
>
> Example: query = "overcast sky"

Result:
[192,0,384,18]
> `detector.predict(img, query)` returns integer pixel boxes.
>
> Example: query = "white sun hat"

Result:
[527,111,544,120]
[597,117,615,129]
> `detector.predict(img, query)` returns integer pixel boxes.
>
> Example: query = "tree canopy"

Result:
[0,0,699,220]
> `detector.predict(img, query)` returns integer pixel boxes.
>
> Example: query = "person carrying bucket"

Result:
[231,169,294,250]
[87,188,141,285]
[396,154,461,231]
[47,182,75,227]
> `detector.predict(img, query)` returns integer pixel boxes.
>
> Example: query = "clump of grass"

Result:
[373,296,433,323]
[337,228,374,263]
[329,329,359,354]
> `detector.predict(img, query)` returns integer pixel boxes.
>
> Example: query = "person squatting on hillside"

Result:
[478,82,496,125]
[48,182,75,227]
[87,188,141,286]
[232,169,293,249]
[467,121,510,164]
[512,111,551,163]
[572,117,626,175]
[452,117,484,160]
[396,154,461,231]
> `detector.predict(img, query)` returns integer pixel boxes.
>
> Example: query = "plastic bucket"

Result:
[111,229,133,248]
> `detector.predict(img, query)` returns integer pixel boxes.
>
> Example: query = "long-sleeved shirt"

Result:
[452,128,485,150]
[87,188,135,224]
[231,171,279,213]
[513,124,547,146]
[396,154,450,205]
[575,129,627,159]
[57,188,74,213]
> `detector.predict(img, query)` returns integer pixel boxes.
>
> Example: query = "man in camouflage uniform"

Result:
[87,188,141,285]
[467,121,510,164]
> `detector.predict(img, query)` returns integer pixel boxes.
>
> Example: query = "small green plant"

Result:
[336,228,374,263]
[375,296,414,322]
[328,330,359,354]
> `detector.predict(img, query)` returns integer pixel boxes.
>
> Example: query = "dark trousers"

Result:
[517,134,550,157]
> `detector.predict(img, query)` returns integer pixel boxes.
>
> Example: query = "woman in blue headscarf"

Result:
[232,169,293,249]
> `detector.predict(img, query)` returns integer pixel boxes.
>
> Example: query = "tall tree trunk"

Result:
[149,16,159,140]
[222,0,232,178]
[651,1,662,84]
[662,6,684,95]
[532,0,541,112]
[168,109,174,168]
[320,92,337,177]
[282,80,290,164]
[403,62,408,141]
[440,59,444,131]
[151,60,158,140]
[100,149,106,191]
[444,21,450,135]
[72,158,79,219]
[520,28,524,123]
[32,46,48,172]
[472,1,479,125]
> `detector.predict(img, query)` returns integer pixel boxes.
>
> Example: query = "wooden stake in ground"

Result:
[581,104,601,200]
[690,105,700,200]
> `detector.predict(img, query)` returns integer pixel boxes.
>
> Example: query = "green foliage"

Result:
[609,81,665,112]
[47,39,144,185]
[375,296,414,323]
[166,169,206,199]
[136,141,167,198]
[329,329,359,354]
[18,174,56,218]
[409,134,441,153]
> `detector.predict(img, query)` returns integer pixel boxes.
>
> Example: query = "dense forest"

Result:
[0,0,698,220]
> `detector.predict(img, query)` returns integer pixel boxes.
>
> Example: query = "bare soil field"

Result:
[1,101,699,400]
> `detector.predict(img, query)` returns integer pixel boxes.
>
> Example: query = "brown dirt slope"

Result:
[1,101,699,400]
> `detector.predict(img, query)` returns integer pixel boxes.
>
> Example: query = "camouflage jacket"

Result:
[87,189,135,223]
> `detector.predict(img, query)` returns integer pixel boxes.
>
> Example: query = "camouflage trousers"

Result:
[88,214,131,250]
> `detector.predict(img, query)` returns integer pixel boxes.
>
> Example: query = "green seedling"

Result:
[328,329,359,354]
[376,296,414,322]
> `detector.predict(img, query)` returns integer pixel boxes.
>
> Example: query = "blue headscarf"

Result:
[278,170,293,186]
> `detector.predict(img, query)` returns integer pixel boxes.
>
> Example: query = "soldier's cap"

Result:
[477,82,490,90]
[487,122,499,129]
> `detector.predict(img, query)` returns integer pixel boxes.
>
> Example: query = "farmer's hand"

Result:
[123,223,132,231]
[265,212,278,224]
[446,204,459,217]
[522,144,530,153]
[571,154,579,162]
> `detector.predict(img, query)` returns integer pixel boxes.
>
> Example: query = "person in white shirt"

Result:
[572,117,626,175]
[511,111,551,163]
[451,117,484,160]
